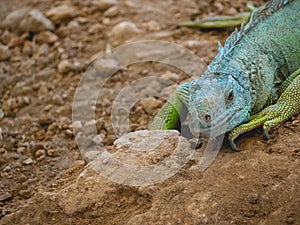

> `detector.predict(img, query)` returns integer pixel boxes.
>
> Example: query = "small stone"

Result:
[35,31,59,44]
[93,0,118,11]
[103,6,119,17]
[110,21,140,42]
[18,189,30,199]
[23,158,33,165]
[0,192,12,202]
[35,149,46,161]
[88,24,103,34]
[0,108,4,120]
[1,7,54,32]
[225,7,238,15]
[17,147,26,154]
[22,41,33,56]
[213,2,224,12]
[36,44,49,57]
[37,85,49,97]
[140,97,161,115]
[105,134,116,145]
[52,94,64,105]
[84,120,97,135]
[58,59,74,74]
[147,20,161,32]
[0,45,11,61]
[38,114,53,126]
[287,217,294,224]
[3,166,11,172]
[65,129,74,138]
[46,5,77,24]
[72,121,83,132]
[0,148,5,154]
[161,71,182,82]
[248,193,259,204]
[46,149,60,157]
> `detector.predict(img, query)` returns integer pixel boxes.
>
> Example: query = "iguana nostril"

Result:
[205,114,211,122]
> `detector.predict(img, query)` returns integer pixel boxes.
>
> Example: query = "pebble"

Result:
[58,59,74,74]
[213,2,224,12]
[0,148,5,154]
[3,166,11,172]
[103,6,119,17]
[93,0,118,11]
[16,147,26,154]
[147,20,161,32]
[38,114,53,126]
[0,108,3,120]
[225,7,238,15]
[52,94,64,105]
[35,149,46,161]
[110,21,140,42]
[22,41,33,56]
[247,193,259,204]
[88,24,103,34]
[46,149,60,157]
[161,71,182,82]
[0,44,11,61]
[46,5,77,24]
[0,127,2,141]
[37,85,49,98]
[92,135,103,145]
[0,192,12,202]
[35,31,59,44]
[1,7,54,32]
[1,30,14,45]
[65,129,74,138]
[72,121,83,131]
[23,158,33,165]
[140,97,161,115]
[36,44,50,57]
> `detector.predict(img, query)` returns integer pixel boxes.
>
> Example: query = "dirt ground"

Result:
[0,0,299,224]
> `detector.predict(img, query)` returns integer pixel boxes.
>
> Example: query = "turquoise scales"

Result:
[150,0,300,150]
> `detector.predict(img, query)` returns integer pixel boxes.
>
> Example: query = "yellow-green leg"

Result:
[150,82,190,130]
[228,68,300,151]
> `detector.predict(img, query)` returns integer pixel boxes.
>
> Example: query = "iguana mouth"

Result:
[189,106,249,137]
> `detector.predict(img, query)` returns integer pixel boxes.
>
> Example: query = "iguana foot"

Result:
[228,68,300,150]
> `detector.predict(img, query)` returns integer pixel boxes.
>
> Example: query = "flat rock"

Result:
[46,5,77,24]
[1,7,54,32]
[112,130,192,166]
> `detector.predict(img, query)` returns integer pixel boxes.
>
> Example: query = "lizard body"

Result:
[150,0,300,150]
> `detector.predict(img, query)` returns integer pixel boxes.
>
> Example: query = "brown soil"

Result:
[0,0,299,224]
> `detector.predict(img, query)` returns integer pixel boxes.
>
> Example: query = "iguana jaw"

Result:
[188,105,251,137]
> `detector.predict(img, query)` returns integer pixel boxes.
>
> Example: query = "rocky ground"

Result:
[0,0,299,224]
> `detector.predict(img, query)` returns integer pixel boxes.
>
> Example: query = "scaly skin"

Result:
[228,69,300,150]
[150,0,300,150]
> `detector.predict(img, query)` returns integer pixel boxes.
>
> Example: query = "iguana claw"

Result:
[228,138,240,152]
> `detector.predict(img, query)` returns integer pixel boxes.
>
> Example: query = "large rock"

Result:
[0,7,54,32]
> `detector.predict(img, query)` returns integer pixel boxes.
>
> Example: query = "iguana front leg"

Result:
[228,68,300,151]
[150,82,190,130]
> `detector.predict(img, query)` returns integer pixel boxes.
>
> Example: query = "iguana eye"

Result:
[227,90,234,101]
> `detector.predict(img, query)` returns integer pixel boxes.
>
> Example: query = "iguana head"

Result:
[188,75,251,137]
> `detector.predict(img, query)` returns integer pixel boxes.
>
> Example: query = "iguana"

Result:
[150,0,300,151]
